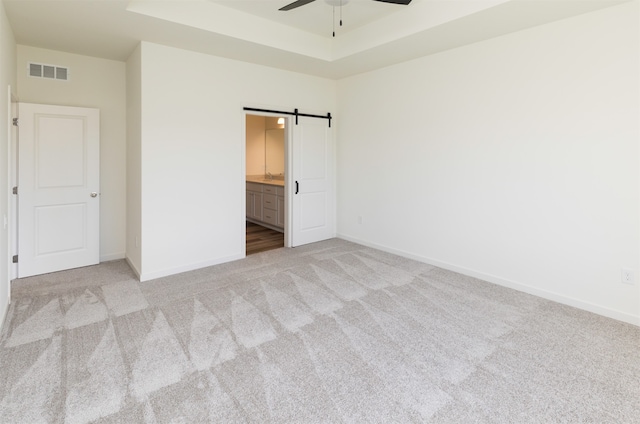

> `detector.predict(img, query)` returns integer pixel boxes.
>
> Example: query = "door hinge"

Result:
[12,186,17,195]
[12,118,18,126]
[12,255,18,263]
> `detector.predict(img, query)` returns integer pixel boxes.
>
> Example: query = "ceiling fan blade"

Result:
[372,0,412,5]
[279,0,317,11]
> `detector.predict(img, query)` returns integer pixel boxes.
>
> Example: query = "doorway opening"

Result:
[246,222,283,255]
[245,114,286,255]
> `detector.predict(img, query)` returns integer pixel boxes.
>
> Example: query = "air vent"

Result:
[28,62,69,81]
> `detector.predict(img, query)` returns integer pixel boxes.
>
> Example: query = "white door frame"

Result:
[6,86,17,302]
[9,90,17,283]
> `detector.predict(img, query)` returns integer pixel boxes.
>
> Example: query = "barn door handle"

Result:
[295,181,299,194]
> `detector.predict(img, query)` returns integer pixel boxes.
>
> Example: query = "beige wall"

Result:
[0,0,16,327]
[337,2,640,324]
[125,44,142,276]
[16,45,127,261]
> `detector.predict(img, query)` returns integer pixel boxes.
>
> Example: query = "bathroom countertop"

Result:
[246,175,285,187]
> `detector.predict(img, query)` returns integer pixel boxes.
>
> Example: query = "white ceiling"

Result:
[3,0,628,79]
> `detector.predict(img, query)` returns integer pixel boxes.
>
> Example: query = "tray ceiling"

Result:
[3,0,628,79]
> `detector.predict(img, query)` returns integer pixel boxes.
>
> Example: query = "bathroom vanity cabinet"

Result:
[246,181,284,232]
[246,182,263,222]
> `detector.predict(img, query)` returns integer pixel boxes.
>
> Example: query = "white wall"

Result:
[337,2,640,325]
[136,42,336,280]
[126,44,142,277]
[0,0,15,330]
[16,46,127,262]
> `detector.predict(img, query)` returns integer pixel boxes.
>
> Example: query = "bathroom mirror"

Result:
[265,128,284,176]
[246,114,285,179]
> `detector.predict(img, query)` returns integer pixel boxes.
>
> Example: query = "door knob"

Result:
[90,192,98,198]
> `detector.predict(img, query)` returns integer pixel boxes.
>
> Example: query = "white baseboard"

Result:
[138,253,245,282]
[0,297,9,338]
[337,233,640,327]
[100,252,126,262]
[125,256,142,281]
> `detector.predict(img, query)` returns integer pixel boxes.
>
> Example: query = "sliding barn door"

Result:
[291,116,334,247]
[18,103,100,277]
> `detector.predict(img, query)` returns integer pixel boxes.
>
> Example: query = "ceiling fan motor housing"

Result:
[325,0,350,6]
[280,0,411,12]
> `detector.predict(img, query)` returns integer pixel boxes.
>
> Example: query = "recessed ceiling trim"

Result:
[128,0,524,63]
[127,0,333,61]
[333,0,512,60]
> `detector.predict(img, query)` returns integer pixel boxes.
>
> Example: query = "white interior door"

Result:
[18,103,100,278]
[291,116,334,247]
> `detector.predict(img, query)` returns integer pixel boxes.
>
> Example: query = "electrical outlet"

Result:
[621,268,634,285]
[357,216,362,225]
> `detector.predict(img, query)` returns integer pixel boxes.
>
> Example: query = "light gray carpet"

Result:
[0,239,639,423]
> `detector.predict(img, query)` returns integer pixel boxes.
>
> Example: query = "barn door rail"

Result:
[243,107,332,127]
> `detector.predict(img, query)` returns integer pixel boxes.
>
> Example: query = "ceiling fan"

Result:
[279,0,412,37]
[279,0,412,12]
